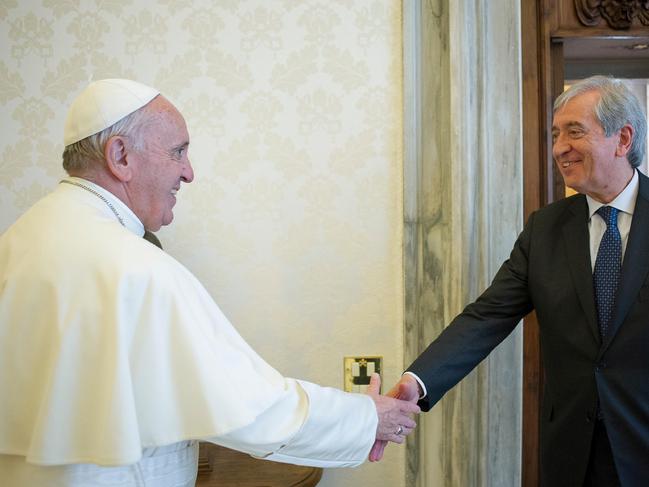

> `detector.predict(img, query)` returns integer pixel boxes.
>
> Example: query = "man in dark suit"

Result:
[370,76,648,486]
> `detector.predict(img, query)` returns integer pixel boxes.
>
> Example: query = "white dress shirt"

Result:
[586,170,638,270]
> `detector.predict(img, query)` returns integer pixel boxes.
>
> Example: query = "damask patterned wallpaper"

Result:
[0,1,404,485]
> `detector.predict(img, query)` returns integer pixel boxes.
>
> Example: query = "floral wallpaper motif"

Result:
[0,2,404,485]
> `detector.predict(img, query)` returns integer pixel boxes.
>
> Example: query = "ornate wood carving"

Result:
[575,0,649,29]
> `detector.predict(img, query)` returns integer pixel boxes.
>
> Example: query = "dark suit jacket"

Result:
[407,171,649,486]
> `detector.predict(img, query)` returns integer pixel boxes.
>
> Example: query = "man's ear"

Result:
[104,136,133,182]
[616,124,634,158]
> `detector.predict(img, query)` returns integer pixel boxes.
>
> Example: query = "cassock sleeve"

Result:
[206,379,377,468]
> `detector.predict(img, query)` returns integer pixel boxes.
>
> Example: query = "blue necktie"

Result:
[593,206,621,338]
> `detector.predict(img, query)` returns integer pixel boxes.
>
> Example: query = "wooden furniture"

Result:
[195,442,322,487]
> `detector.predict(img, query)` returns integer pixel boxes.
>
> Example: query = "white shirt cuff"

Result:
[403,371,427,399]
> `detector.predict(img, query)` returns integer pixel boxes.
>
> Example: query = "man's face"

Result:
[126,97,194,231]
[551,90,626,201]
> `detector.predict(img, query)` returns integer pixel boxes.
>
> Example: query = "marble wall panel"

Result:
[403,0,523,485]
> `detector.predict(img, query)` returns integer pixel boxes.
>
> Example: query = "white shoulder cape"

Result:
[0,183,377,467]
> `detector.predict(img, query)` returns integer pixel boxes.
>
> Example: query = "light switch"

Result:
[352,361,360,376]
[343,356,383,393]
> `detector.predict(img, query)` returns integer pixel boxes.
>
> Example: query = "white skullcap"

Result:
[63,79,159,146]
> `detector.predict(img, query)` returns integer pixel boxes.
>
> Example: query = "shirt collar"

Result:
[586,169,639,220]
[64,176,145,237]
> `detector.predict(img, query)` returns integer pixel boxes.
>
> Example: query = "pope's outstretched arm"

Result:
[205,372,419,468]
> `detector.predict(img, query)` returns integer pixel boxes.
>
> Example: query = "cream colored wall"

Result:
[0,1,405,486]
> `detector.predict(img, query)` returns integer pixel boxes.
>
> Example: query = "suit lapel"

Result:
[601,172,649,354]
[562,196,600,343]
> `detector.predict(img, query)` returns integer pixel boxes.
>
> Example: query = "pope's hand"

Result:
[365,373,419,457]
[368,373,421,462]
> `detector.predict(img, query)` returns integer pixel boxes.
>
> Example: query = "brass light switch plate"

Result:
[343,356,382,393]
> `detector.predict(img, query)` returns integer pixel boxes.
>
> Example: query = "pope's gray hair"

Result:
[553,75,647,168]
[62,106,149,174]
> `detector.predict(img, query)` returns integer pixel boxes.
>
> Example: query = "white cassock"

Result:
[0,178,377,486]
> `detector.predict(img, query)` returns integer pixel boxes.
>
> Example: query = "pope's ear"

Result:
[104,136,133,182]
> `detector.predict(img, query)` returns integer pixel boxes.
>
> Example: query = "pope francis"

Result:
[0,79,419,486]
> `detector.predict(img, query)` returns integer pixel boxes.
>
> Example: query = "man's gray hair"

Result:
[553,75,647,168]
[62,106,148,174]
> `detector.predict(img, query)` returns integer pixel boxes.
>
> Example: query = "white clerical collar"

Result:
[63,176,145,237]
[586,169,639,220]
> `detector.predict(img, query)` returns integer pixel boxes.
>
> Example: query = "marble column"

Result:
[403,0,523,485]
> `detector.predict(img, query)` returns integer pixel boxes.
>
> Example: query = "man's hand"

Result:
[365,373,419,460]
[368,373,421,462]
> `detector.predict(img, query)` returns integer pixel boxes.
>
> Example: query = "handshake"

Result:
[365,373,422,462]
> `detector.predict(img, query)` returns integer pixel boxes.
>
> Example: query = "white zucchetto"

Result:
[63,79,159,146]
